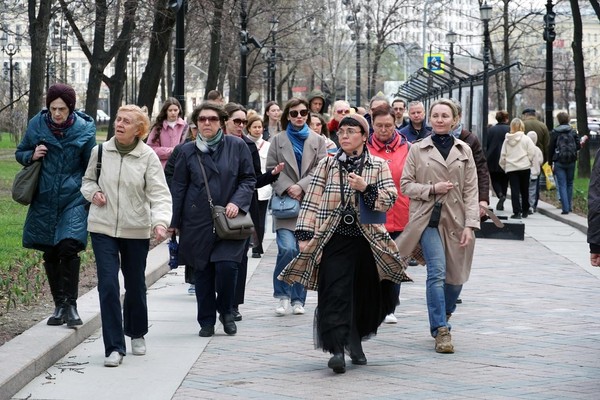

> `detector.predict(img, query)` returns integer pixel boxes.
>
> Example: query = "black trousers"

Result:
[490,170,509,199]
[252,200,269,254]
[507,169,531,214]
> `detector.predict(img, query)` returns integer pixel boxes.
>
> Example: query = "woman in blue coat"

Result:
[170,101,256,337]
[15,83,96,327]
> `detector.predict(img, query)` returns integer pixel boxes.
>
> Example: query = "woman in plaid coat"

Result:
[279,114,409,374]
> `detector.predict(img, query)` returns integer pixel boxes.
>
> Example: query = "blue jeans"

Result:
[195,261,239,327]
[420,227,462,337]
[273,228,306,305]
[553,162,576,213]
[91,233,149,357]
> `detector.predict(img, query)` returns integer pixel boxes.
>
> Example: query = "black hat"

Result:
[522,108,536,115]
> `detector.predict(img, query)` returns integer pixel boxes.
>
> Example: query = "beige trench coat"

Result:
[395,136,480,285]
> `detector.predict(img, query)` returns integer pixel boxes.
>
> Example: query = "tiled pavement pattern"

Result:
[11,199,600,400]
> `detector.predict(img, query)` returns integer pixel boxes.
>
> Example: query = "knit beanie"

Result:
[46,83,77,114]
[342,114,369,135]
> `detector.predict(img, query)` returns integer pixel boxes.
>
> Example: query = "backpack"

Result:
[553,130,578,164]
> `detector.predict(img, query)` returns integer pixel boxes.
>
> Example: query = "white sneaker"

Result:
[275,299,289,316]
[384,314,398,324]
[131,337,146,355]
[104,351,123,367]
[292,304,305,315]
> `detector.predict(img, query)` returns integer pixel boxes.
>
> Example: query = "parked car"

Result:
[79,109,110,123]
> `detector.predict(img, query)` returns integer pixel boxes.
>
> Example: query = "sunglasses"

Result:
[336,109,351,115]
[289,109,309,118]
[198,116,220,123]
[232,118,248,126]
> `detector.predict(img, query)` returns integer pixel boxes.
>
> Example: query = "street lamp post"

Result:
[1,38,21,110]
[480,2,492,149]
[268,17,279,102]
[170,0,187,115]
[446,30,457,67]
[366,18,372,101]
[543,0,555,131]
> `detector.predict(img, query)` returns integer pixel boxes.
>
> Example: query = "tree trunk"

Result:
[137,0,176,115]
[27,0,53,121]
[205,0,224,99]
[570,0,590,177]
[107,43,129,137]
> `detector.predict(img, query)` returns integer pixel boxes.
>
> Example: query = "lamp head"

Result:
[480,2,492,22]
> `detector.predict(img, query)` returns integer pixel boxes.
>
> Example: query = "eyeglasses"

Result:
[336,109,351,115]
[232,118,248,126]
[338,128,362,136]
[198,116,220,123]
[289,109,309,118]
[374,124,395,131]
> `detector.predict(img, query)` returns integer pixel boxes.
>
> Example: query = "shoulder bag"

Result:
[270,193,300,219]
[196,154,254,240]
[12,160,42,205]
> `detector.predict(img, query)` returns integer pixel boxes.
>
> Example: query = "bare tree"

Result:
[26,0,54,121]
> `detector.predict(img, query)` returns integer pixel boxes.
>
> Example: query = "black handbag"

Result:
[12,160,42,205]
[196,154,254,240]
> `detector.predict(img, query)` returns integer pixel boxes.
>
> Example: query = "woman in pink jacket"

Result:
[147,97,188,168]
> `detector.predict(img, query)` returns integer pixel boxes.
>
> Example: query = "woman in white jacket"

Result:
[81,105,172,368]
[499,118,536,219]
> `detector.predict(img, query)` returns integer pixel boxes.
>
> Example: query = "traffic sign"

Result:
[424,53,444,74]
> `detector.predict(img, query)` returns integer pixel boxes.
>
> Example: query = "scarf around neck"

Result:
[451,123,463,139]
[45,112,76,139]
[370,130,400,152]
[286,123,309,171]
[196,129,223,153]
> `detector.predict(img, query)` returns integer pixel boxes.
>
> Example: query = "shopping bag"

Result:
[12,161,42,205]
[542,162,555,190]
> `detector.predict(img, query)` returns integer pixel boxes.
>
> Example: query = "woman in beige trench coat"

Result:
[396,99,480,354]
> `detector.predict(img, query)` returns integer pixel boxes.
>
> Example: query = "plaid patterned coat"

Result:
[278,151,410,291]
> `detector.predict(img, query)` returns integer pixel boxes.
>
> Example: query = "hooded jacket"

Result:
[499,130,536,173]
[526,131,544,178]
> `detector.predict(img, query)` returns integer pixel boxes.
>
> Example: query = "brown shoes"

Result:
[435,327,454,353]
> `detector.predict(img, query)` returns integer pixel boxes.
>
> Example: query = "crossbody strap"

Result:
[96,143,103,183]
[196,153,214,209]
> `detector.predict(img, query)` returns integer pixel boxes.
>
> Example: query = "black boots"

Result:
[219,313,237,335]
[496,196,506,211]
[328,353,346,374]
[44,262,67,326]
[348,329,367,366]
[63,258,83,328]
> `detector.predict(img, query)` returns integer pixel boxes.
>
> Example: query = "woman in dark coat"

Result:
[169,101,256,337]
[15,83,96,328]
[486,111,510,210]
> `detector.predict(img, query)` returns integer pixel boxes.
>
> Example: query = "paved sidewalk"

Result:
[7,200,600,400]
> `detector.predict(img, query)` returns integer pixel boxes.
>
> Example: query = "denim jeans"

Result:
[91,233,149,357]
[273,228,306,305]
[553,161,576,213]
[420,227,462,337]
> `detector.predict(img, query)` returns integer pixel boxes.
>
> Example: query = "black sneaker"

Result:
[199,325,215,337]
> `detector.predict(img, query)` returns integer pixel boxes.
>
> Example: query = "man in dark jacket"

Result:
[399,101,432,142]
[589,147,600,267]
[522,108,550,163]
[392,99,410,130]
[486,110,510,210]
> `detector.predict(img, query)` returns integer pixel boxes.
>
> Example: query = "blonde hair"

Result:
[510,117,525,133]
[118,104,151,140]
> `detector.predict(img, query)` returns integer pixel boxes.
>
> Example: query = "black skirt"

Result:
[314,233,396,354]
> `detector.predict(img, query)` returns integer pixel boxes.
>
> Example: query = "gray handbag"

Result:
[196,154,254,240]
[12,161,42,205]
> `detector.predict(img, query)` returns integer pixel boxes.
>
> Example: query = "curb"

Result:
[0,241,170,400]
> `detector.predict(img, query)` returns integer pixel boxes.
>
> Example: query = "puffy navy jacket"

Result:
[15,110,96,251]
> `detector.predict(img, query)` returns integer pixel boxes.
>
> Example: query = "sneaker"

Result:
[275,299,289,316]
[104,351,123,367]
[456,298,462,304]
[496,196,505,211]
[131,337,146,355]
[435,327,454,353]
[188,284,195,295]
[384,314,398,324]
[292,304,305,315]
